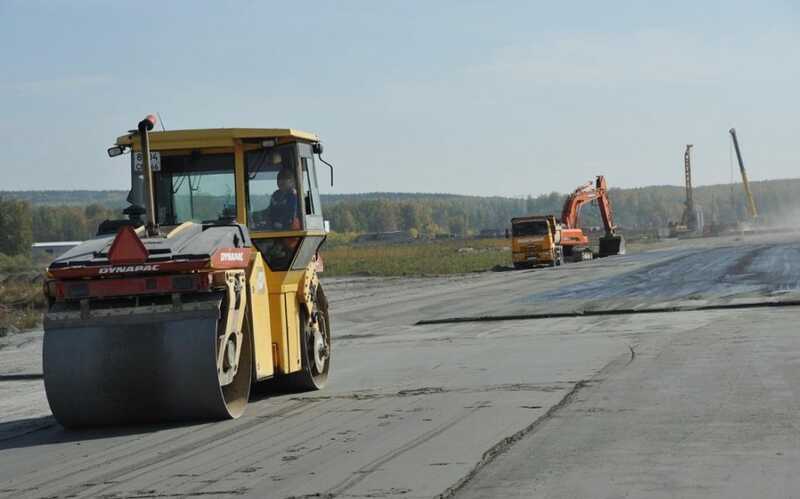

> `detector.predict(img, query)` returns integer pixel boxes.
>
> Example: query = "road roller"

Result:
[42,115,332,427]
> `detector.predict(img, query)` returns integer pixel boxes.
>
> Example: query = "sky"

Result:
[0,0,797,197]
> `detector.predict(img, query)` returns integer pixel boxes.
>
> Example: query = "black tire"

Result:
[553,247,563,266]
[283,286,331,391]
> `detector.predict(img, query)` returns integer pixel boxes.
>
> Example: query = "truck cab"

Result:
[510,215,563,269]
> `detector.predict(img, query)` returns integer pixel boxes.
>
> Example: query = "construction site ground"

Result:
[1,232,800,498]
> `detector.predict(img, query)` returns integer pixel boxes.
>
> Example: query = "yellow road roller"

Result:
[42,115,332,427]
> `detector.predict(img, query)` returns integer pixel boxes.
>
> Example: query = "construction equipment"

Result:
[42,116,332,427]
[669,144,703,237]
[510,215,563,269]
[729,128,758,220]
[560,176,625,259]
[681,144,697,231]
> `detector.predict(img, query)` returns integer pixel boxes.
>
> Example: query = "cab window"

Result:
[246,145,302,231]
[154,152,236,225]
[512,221,550,237]
[298,143,324,231]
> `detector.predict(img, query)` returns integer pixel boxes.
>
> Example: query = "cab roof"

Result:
[116,128,319,150]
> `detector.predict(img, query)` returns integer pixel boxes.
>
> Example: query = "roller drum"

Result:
[43,299,251,428]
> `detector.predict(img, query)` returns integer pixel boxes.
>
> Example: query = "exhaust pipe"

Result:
[138,115,158,237]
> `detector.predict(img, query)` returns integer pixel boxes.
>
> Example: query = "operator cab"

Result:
[112,128,329,273]
[244,141,325,271]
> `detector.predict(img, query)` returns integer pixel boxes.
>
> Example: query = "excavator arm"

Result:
[561,181,595,229]
[594,176,616,237]
[561,176,617,237]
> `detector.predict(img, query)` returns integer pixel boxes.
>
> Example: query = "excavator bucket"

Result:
[598,234,626,257]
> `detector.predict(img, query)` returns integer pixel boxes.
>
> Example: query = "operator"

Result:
[264,167,300,230]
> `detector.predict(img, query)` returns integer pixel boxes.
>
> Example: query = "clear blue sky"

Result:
[0,0,797,197]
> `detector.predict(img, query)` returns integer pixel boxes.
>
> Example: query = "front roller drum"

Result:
[43,301,252,428]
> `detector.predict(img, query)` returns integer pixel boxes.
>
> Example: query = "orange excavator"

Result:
[560,175,625,260]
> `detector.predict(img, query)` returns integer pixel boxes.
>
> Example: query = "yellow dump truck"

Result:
[510,215,563,269]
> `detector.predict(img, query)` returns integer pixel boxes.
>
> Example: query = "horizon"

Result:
[1,174,797,201]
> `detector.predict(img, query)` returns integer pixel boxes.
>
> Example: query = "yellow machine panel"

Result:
[248,253,274,380]
[268,289,303,374]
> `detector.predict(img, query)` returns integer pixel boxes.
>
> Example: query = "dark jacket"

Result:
[267,189,299,229]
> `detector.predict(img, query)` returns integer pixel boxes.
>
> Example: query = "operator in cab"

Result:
[253,157,301,231]
[266,167,300,230]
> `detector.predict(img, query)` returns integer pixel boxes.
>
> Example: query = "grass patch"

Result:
[0,279,45,335]
[321,238,511,277]
[320,232,668,277]
[0,253,37,273]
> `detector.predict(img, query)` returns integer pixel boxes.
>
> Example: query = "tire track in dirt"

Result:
[15,399,318,499]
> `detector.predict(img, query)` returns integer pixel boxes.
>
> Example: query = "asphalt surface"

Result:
[1,233,799,498]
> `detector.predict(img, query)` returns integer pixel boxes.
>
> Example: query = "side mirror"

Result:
[314,143,335,187]
[107,146,125,158]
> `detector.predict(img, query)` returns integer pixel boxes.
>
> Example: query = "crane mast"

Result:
[681,144,696,231]
[729,128,758,219]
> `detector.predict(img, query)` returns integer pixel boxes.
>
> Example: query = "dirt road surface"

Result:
[1,233,799,498]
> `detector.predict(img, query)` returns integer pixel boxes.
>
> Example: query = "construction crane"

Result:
[729,128,758,220]
[681,144,697,231]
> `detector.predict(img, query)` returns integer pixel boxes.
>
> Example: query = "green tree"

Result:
[0,198,33,255]
[337,207,358,232]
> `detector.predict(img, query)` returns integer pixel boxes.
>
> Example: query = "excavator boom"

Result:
[561,176,617,237]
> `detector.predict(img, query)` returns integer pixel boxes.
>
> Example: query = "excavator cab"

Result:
[43,121,332,427]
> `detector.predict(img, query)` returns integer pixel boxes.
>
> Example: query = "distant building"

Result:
[31,241,82,259]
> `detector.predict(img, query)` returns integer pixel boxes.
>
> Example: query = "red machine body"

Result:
[559,176,624,258]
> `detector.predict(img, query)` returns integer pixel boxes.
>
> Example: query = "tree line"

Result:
[326,179,800,235]
[0,177,798,256]
[0,199,117,256]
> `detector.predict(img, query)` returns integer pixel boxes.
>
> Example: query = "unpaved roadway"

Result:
[1,233,799,498]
